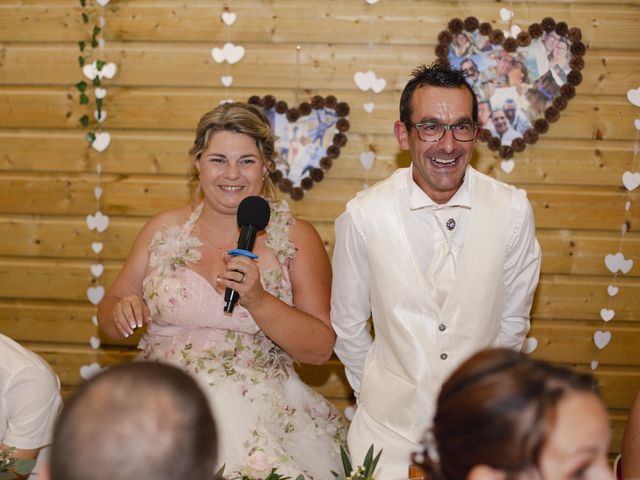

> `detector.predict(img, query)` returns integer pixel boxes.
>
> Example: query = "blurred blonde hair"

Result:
[189,102,277,202]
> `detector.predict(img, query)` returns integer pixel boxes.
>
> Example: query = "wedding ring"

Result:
[239,272,245,283]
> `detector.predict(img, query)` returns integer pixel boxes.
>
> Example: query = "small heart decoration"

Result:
[82,63,98,80]
[627,87,640,107]
[500,159,515,173]
[221,75,233,87]
[91,315,98,326]
[360,151,375,171]
[607,285,619,296]
[89,336,101,349]
[366,0,379,4]
[87,285,105,305]
[590,360,599,370]
[98,38,106,49]
[522,336,538,354]
[91,263,104,278]
[86,211,110,233]
[95,87,107,99]
[94,109,107,123]
[91,132,111,152]
[353,70,386,93]
[604,252,633,274]
[593,330,612,350]
[600,308,615,322]
[499,8,514,21]
[249,94,350,201]
[221,12,237,25]
[363,102,375,113]
[211,42,245,64]
[437,16,585,160]
[80,362,106,380]
[634,119,640,130]
[94,186,103,199]
[625,201,631,211]
[622,171,640,191]
[91,242,104,254]
[100,62,117,79]
[96,0,110,6]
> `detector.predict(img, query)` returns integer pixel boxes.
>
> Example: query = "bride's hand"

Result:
[217,254,266,310]
[113,295,150,338]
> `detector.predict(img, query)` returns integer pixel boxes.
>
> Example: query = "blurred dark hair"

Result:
[416,348,599,480]
[399,62,478,130]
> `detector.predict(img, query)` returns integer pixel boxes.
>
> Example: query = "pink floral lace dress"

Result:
[138,201,347,479]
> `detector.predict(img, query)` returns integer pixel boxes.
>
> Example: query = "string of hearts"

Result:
[76,0,115,381]
[213,5,243,103]
[588,86,640,370]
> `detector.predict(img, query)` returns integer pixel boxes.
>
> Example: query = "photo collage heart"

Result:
[248,95,350,201]
[435,16,585,160]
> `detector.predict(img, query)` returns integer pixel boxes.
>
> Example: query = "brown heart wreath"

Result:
[248,94,350,201]
[435,16,585,160]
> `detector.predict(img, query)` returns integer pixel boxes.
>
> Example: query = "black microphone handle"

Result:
[224,225,259,313]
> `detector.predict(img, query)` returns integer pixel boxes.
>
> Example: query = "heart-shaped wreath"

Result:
[435,16,585,159]
[248,94,350,200]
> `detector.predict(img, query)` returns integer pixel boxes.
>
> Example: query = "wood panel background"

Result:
[1,0,639,458]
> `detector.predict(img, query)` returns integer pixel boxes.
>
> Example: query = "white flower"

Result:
[245,450,272,474]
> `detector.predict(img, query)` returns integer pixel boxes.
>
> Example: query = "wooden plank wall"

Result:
[1,0,639,456]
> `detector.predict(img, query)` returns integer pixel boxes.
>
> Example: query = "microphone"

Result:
[224,196,271,313]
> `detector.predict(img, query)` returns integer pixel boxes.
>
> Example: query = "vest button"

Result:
[438,324,446,332]
[440,353,448,360]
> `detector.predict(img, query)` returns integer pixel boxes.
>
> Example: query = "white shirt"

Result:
[331,165,541,394]
[0,334,62,450]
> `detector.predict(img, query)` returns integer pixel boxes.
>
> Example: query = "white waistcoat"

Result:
[353,167,512,444]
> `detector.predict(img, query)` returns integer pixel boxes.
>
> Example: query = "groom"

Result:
[331,62,541,479]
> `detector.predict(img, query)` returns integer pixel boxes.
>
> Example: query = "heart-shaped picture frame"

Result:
[248,95,350,200]
[435,16,585,159]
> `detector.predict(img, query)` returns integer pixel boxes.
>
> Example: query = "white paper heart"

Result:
[635,119,640,130]
[221,75,233,87]
[96,0,109,6]
[79,362,106,380]
[87,285,105,305]
[622,171,640,191]
[91,132,111,152]
[90,263,104,278]
[89,336,101,349]
[366,0,379,4]
[593,330,612,350]
[359,151,375,171]
[219,98,234,105]
[363,102,375,113]
[590,360,599,370]
[522,336,538,354]
[500,159,515,173]
[94,109,107,123]
[510,24,521,37]
[600,308,615,322]
[607,285,619,296]
[94,186,103,199]
[622,223,628,235]
[626,201,631,211]
[98,38,105,49]
[92,315,98,326]
[91,242,103,254]
[82,63,98,80]
[499,8,514,21]
[211,42,245,64]
[353,70,386,93]
[100,62,117,79]
[221,12,237,25]
[95,87,107,99]
[86,211,109,233]
[604,252,634,274]
[627,87,640,107]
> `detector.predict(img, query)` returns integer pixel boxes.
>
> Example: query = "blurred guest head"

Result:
[48,362,217,480]
[416,348,613,480]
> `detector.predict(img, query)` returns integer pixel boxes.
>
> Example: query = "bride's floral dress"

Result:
[137,200,347,479]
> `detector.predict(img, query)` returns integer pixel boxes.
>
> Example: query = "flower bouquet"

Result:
[0,447,36,480]
[331,444,382,480]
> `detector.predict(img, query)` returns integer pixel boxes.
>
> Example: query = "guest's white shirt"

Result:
[331,165,541,394]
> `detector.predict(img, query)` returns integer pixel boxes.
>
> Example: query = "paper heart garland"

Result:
[627,87,640,107]
[211,42,245,64]
[436,16,585,160]
[82,61,118,81]
[363,102,375,113]
[96,0,110,6]
[87,285,105,305]
[600,308,615,322]
[607,285,619,296]
[80,362,106,380]
[590,360,598,370]
[90,263,104,278]
[221,12,237,26]
[86,211,109,232]
[91,242,104,254]
[634,119,640,130]
[622,171,640,191]
[354,70,386,93]
[593,330,612,350]
[91,132,111,152]
[89,336,101,349]
[221,75,233,87]
[522,336,538,354]
[360,151,375,170]
[500,159,515,173]
[249,94,350,201]
[605,252,633,274]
